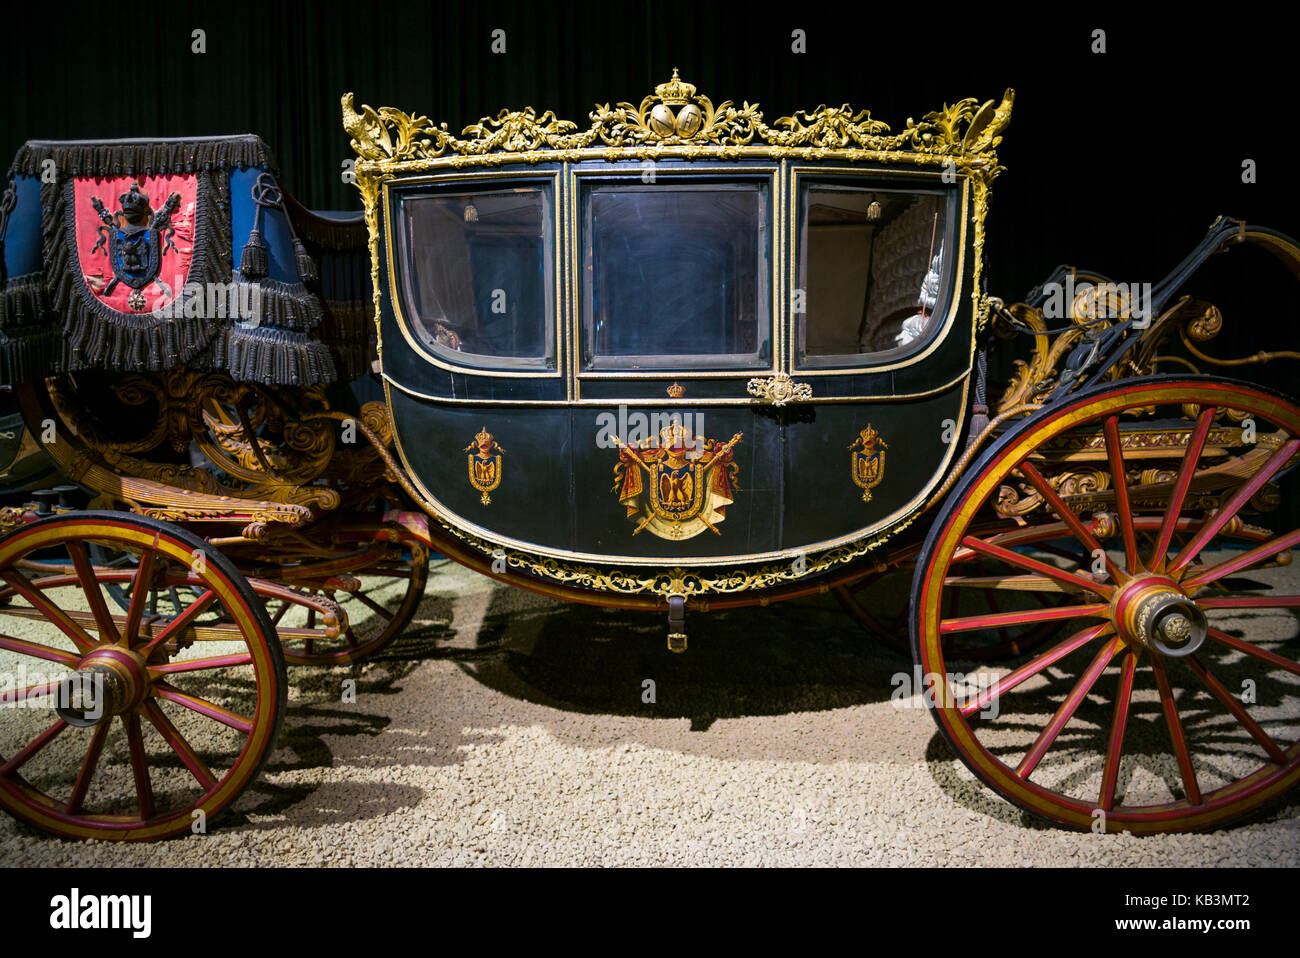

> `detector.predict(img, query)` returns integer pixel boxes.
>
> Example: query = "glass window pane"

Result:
[582,183,769,370]
[797,184,949,366]
[396,186,554,370]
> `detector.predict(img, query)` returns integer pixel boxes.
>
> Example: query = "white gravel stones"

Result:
[2,560,1297,866]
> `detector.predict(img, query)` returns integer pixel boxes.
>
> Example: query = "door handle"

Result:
[746,373,812,406]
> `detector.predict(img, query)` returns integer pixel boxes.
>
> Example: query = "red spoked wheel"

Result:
[913,378,1300,833]
[265,541,429,667]
[0,512,284,841]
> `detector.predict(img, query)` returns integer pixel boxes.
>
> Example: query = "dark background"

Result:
[5,1,1298,379]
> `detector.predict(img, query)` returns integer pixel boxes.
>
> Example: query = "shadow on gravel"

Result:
[449,585,912,726]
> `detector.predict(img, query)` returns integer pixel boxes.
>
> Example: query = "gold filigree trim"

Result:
[435,506,920,601]
[343,74,1013,164]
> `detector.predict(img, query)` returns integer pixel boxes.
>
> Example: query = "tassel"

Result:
[293,238,318,285]
[240,228,269,279]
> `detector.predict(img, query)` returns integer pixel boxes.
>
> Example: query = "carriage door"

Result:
[779,168,973,552]
[568,161,784,561]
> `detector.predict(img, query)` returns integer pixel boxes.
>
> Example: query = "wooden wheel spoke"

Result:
[940,603,1108,635]
[0,569,97,653]
[141,700,218,791]
[151,682,253,735]
[1103,416,1142,571]
[1150,407,1217,569]
[1028,541,1089,566]
[1199,595,1300,610]
[960,536,1113,598]
[1206,628,1300,677]
[1169,437,1300,575]
[0,718,68,776]
[1151,659,1201,804]
[66,722,111,815]
[0,680,63,706]
[270,600,291,626]
[66,541,121,645]
[123,713,155,820]
[1015,636,1123,780]
[352,590,395,621]
[137,589,217,658]
[1100,651,1139,810]
[1017,460,1123,582]
[121,549,157,647]
[343,629,359,649]
[149,652,254,675]
[960,623,1113,717]
[1184,655,1290,763]
[0,634,79,666]
[978,586,1018,644]
[943,574,1074,594]
[836,584,895,636]
[1183,527,1300,591]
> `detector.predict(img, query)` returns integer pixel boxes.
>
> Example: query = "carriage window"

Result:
[796,184,949,367]
[581,182,769,370]
[396,186,555,370]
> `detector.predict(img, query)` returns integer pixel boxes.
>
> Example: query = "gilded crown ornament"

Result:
[655,68,696,105]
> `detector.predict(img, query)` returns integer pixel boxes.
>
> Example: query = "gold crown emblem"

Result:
[654,68,697,106]
[666,382,685,398]
[475,426,493,444]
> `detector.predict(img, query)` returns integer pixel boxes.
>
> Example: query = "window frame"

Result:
[787,166,967,376]
[383,169,564,379]
[571,162,779,381]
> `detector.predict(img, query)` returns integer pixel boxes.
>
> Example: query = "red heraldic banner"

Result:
[74,174,197,314]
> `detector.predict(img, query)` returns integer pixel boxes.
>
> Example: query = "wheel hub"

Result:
[56,646,150,727]
[1112,574,1207,657]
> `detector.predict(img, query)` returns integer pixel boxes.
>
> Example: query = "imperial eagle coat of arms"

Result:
[613,420,742,540]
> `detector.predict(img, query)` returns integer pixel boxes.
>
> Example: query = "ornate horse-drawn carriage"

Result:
[1,74,1298,839]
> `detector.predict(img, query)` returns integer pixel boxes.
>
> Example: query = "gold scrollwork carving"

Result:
[344,74,1013,162]
[746,373,812,406]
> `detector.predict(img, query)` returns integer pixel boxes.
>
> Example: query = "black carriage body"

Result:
[380,159,972,562]
[353,77,1013,599]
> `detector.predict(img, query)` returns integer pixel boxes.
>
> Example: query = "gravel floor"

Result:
[2,557,1298,867]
